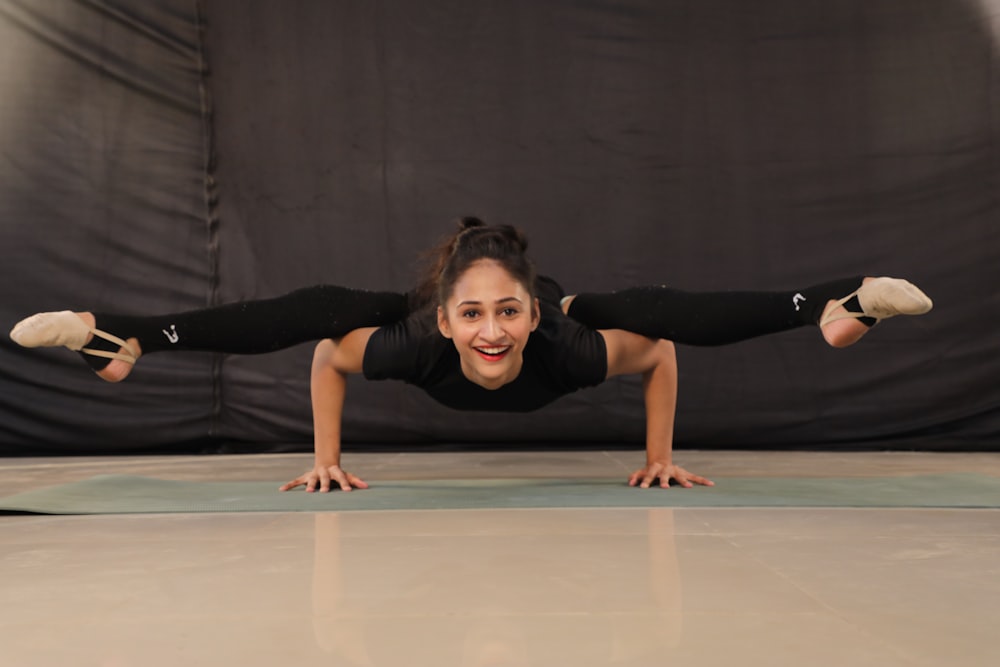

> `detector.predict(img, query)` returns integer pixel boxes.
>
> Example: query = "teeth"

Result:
[477,346,509,355]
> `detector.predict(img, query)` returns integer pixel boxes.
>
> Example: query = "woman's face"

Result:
[437,259,540,390]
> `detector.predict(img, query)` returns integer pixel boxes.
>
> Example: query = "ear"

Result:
[437,306,453,339]
[530,297,541,331]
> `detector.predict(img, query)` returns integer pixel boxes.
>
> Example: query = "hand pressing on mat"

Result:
[280,464,369,493]
[280,335,371,493]
[629,461,714,489]
[607,333,712,489]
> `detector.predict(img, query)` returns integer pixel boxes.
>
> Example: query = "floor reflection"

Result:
[310,509,683,665]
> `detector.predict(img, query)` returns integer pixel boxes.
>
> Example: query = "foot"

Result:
[819,312,870,348]
[819,277,933,348]
[10,311,141,382]
[10,310,91,350]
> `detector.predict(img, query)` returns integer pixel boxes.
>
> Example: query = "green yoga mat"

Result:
[1,473,998,514]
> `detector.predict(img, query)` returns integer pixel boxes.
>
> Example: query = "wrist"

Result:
[315,454,340,467]
[645,447,671,467]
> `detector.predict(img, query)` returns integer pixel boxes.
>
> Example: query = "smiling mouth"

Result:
[475,345,511,361]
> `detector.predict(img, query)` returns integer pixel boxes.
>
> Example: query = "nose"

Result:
[480,314,503,341]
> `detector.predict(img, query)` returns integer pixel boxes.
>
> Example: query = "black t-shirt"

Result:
[362,278,608,412]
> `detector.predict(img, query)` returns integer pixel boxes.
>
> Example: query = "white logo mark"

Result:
[792,293,806,311]
[163,325,179,344]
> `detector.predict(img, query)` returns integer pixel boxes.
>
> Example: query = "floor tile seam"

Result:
[714,524,1000,544]
[598,450,635,473]
[693,506,1000,515]
[296,609,848,620]
[804,606,938,666]
[718,534,934,665]
[700,530,1000,540]
[712,533,856,617]
[0,455,251,471]
[701,510,1000,539]
[360,451,408,469]
[0,529,723,540]
[0,609,894,620]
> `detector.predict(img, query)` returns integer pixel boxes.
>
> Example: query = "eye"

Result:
[461,309,480,319]
[501,307,519,317]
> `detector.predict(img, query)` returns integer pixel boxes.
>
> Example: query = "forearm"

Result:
[600,332,706,488]
[311,340,347,467]
[598,330,679,466]
[643,346,678,466]
[310,328,377,468]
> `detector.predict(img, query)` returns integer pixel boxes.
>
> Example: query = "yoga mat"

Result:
[1,473,998,515]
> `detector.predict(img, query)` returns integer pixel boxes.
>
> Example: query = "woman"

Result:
[10,219,933,491]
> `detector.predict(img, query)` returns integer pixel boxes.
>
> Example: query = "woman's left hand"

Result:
[628,462,714,489]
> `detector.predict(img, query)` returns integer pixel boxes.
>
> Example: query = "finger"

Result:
[628,470,643,487]
[686,474,714,487]
[641,462,665,489]
[318,469,332,493]
[347,474,369,490]
[333,472,353,492]
[278,477,303,492]
[324,467,353,492]
[668,473,693,488]
[673,467,712,487]
[306,472,321,493]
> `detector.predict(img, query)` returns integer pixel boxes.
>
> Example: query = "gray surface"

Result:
[6,449,1000,495]
[3,473,999,514]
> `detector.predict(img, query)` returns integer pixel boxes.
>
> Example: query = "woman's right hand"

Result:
[279,464,369,493]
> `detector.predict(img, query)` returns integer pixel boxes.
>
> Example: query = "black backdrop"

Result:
[1,0,997,455]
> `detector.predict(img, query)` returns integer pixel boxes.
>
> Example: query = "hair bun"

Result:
[456,216,486,231]
[454,220,528,253]
[414,218,536,309]
[498,224,529,253]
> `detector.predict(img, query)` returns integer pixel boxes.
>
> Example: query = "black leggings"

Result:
[85,277,863,369]
[566,276,864,346]
[85,286,410,368]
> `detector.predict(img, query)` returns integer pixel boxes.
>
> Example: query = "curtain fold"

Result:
[1,0,996,453]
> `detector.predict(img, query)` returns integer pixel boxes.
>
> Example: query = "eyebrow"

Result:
[456,296,524,307]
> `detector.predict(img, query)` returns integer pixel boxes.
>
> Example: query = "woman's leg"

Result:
[563,276,931,348]
[9,286,409,381]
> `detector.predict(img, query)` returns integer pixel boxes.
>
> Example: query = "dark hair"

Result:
[413,217,537,309]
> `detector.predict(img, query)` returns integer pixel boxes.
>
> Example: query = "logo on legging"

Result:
[792,293,806,311]
[163,325,179,344]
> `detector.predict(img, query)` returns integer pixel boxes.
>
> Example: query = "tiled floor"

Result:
[1,450,999,666]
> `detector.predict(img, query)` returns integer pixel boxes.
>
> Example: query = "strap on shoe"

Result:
[818,290,879,328]
[81,328,138,364]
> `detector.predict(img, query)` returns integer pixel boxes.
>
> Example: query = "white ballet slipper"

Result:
[820,277,933,327]
[10,311,137,364]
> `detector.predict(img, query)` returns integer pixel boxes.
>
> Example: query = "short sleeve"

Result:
[529,300,608,391]
[362,314,443,383]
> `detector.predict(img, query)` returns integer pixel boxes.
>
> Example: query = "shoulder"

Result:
[528,300,608,388]
[362,309,450,382]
